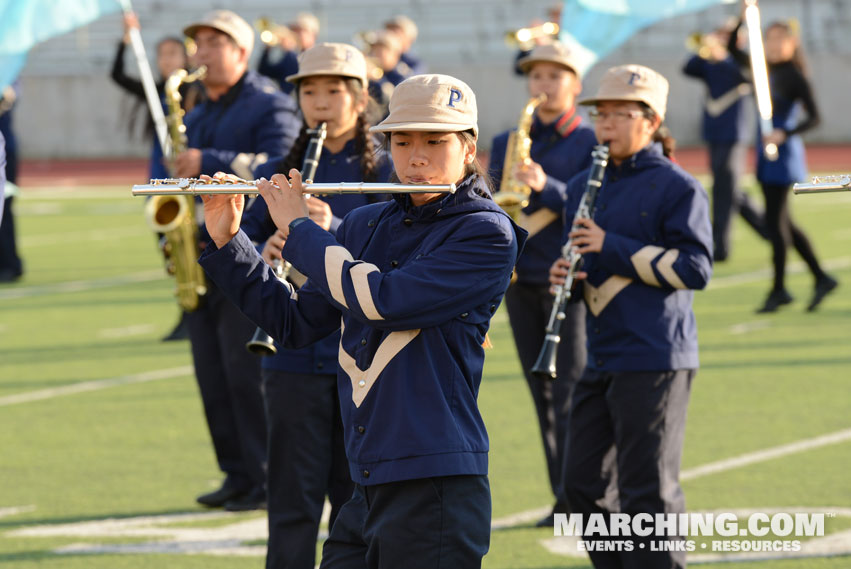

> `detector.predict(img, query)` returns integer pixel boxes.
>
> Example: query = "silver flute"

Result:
[132,178,457,196]
[793,175,851,194]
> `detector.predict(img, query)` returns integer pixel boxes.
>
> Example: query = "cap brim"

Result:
[517,56,579,77]
[578,95,645,106]
[285,71,366,85]
[369,121,478,136]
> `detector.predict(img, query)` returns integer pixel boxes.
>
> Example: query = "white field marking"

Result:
[0,270,165,300]
[728,320,772,335]
[97,324,157,339]
[8,511,268,558]
[491,427,851,530]
[15,203,64,215]
[19,188,130,200]
[21,226,147,247]
[708,256,851,290]
[833,227,851,240]
[0,505,36,519]
[680,428,851,481]
[540,507,851,563]
[0,366,193,407]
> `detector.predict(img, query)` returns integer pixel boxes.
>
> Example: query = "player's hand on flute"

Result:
[200,173,245,249]
[258,169,311,238]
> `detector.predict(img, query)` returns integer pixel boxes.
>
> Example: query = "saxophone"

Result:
[493,93,546,221]
[144,66,208,311]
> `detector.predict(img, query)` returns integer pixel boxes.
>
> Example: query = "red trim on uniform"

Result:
[555,107,582,138]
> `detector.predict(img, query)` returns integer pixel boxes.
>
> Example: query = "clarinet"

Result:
[530,144,609,380]
[245,122,328,356]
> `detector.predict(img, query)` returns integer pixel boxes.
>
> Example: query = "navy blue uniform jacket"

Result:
[563,144,713,372]
[242,139,394,374]
[200,175,526,485]
[682,54,750,144]
[490,110,597,284]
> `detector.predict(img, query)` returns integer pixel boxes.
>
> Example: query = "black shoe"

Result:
[223,487,267,512]
[0,268,22,283]
[196,484,250,508]
[161,314,190,342]
[756,289,794,313]
[807,275,838,312]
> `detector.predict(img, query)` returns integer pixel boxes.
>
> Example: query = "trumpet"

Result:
[132,179,457,196]
[793,175,851,194]
[505,22,559,50]
[685,32,720,60]
[256,17,296,49]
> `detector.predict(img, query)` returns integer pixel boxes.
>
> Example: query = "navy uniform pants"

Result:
[262,370,353,569]
[563,369,694,569]
[185,283,267,494]
[709,142,767,260]
[320,475,491,569]
[504,282,586,511]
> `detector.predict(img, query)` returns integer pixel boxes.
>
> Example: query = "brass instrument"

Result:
[505,22,559,50]
[256,17,296,49]
[793,175,851,194]
[133,179,457,196]
[685,32,720,60]
[531,144,609,380]
[145,66,208,312]
[246,122,327,356]
[493,94,547,221]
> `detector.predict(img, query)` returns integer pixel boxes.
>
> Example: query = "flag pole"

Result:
[116,0,172,158]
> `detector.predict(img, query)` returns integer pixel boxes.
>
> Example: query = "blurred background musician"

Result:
[244,42,392,569]
[727,13,837,312]
[0,81,22,283]
[179,9,300,512]
[683,20,767,262]
[383,15,426,76]
[257,12,320,95]
[488,41,597,527]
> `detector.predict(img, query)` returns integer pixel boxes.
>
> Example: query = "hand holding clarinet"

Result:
[531,144,609,380]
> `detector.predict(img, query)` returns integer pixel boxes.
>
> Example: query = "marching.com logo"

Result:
[555,512,826,553]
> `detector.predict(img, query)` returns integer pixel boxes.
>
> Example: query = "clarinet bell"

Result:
[246,328,278,356]
[530,335,560,380]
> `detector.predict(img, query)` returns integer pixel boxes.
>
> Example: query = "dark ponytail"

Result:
[640,103,677,161]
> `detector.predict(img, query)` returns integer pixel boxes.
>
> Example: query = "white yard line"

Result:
[492,427,851,529]
[0,366,193,407]
[708,256,851,289]
[0,270,165,300]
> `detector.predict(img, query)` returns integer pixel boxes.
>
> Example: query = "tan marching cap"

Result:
[184,10,254,54]
[517,41,583,78]
[370,74,478,137]
[290,12,320,34]
[385,15,418,41]
[369,29,402,53]
[578,64,669,120]
[286,43,368,86]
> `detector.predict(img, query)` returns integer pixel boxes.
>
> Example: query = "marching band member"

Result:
[682,21,768,261]
[550,64,712,569]
[366,30,408,117]
[258,12,320,95]
[0,82,22,283]
[383,15,426,75]
[728,16,838,312]
[110,11,200,180]
[179,9,300,512]
[199,74,525,568]
[488,41,597,526]
[242,43,392,569]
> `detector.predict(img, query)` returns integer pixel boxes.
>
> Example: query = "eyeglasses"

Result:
[588,109,646,123]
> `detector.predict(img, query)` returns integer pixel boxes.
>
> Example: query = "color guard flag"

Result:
[559,0,735,76]
[0,0,120,91]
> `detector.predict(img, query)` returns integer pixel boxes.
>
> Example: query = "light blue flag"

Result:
[560,0,735,75]
[0,0,121,91]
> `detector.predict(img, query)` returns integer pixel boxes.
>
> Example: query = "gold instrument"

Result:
[685,32,718,60]
[505,22,559,50]
[145,66,208,312]
[133,179,457,196]
[793,175,851,194]
[256,17,296,48]
[493,94,547,221]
